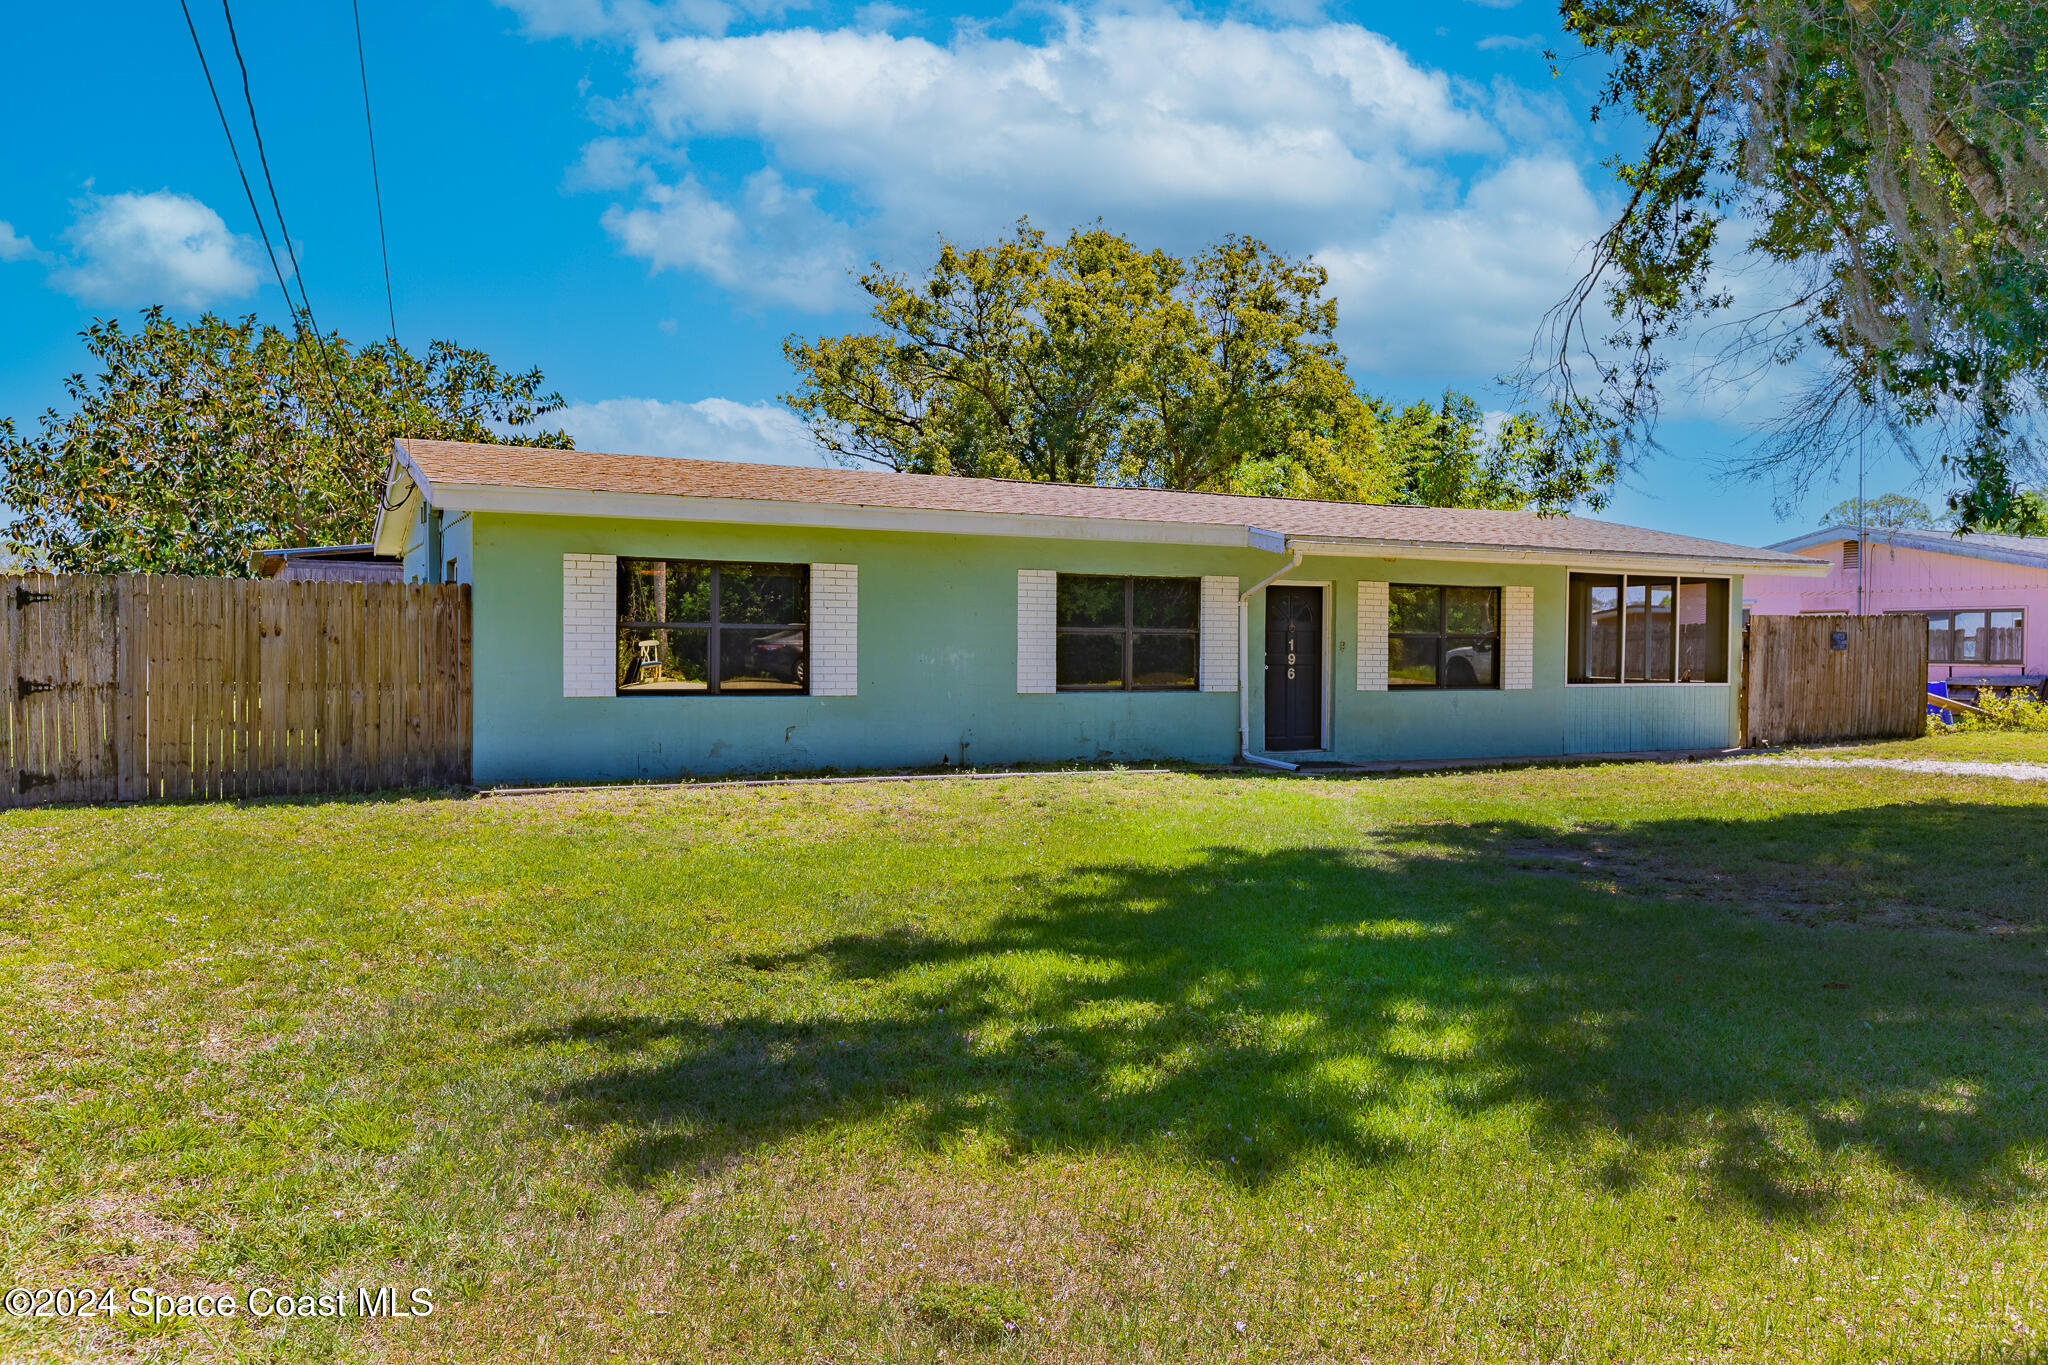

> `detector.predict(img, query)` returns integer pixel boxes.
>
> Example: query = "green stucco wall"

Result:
[463,511,1743,784]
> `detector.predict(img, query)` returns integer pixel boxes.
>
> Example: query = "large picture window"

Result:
[1928,609,2024,665]
[1055,575,1199,690]
[617,559,808,695]
[1388,585,1500,688]
[1570,573,1729,683]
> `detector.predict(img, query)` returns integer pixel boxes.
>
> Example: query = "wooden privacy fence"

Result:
[1743,612,1928,747]
[0,574,469,808]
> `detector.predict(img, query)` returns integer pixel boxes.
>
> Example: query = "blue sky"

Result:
[0,0,1925,547]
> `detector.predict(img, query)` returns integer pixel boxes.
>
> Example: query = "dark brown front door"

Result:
[1264,587,1322,751]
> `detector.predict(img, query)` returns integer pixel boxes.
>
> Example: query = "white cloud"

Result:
[49,190,262,309]
[625,17,1498,231]
[1318,154,1604,377]
[532,395,826,464]
[853,2,913,32]
[601,168,861,307]
[516,4,1619,380]
[0,221,50,265]
[555,12,1513,313]
[1476,33,1544,51]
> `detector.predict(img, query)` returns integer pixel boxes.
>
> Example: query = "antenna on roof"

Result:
[1855,427,1865,617]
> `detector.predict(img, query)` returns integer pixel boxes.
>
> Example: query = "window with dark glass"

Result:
[1055,575,1199,690]
[1570,573,1728,683]
[1388,585,1499,689]
[616,559,808,695]
[1928,609,2023,665]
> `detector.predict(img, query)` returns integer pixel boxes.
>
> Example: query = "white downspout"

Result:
[1239,543,1303,771]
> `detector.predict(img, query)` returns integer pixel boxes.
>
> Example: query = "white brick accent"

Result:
[1356,580,1389,691]
[563,553,616,697]
[1502,583,1535,690]
[809,563,858,696]
[1017,569,1057,694]
[1199,575,1239,692]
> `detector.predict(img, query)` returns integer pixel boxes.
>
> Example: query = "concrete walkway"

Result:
[1716,754,2048,783]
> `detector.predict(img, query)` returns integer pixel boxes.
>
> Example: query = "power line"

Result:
[217,0,321,340]
[176,0,305,341]
[351,0,398,342]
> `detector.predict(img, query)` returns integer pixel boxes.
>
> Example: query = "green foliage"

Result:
[0,308,573,575]
[1971,488,2048,534]
[1820,492,1938,529]
[1940,689,2048,732]
[909,1284,1033,1344]
[1546,0,2048,531]
[785,221,1606,511]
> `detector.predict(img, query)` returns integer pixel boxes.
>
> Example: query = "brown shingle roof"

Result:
[395,437,1813,567]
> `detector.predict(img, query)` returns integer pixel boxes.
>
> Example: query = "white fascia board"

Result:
[371,450,427,557]
[422,484,1258,548]
[1282,538,1832,577]
[405,480,1822,573]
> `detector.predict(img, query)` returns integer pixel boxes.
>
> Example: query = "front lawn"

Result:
[4,766,2046,1362]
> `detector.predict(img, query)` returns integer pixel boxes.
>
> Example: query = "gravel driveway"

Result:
[1716,754,2048,782]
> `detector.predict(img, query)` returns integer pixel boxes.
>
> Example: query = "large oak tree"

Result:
[1,308,573,575]
[785,222,1599,512]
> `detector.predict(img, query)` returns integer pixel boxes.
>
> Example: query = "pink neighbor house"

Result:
[1745,526,2046,699]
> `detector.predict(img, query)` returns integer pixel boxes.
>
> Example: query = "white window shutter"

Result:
[1199,576,1239,692]
[1502,584,1535,689]
[1017,569,1057,693]
[563,553,616,697]
[809,563,858,696]
[1356,581,1389,691]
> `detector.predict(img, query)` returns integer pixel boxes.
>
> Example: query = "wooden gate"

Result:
[0,574,470,808]
[1742,612,1928,747]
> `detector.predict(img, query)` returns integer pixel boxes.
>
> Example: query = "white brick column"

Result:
[1502,583,1535,689]
[809,563,858,696]
[1356,581,1389,691]
[563,553,616,697]
[1017,569,1057,694]
[1198,575,1239,692]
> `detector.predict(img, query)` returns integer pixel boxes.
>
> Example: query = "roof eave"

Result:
[1769,524,2048,572]
[409,480,1812,571]
[1283,538,1829,576]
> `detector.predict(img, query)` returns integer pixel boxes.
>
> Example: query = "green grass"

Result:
[3,765,2047,1363]
[1801,729,2048,763]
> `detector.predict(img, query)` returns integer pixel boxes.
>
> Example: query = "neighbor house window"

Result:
[1928,609,2024,665]
[1055,575,1199,690]
[617,559,808,694]
[1570,574,1729,683]
[1388,585,1500,689]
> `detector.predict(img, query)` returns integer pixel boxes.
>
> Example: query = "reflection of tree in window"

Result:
[615,560,807,695]
[1055,575,1199,690]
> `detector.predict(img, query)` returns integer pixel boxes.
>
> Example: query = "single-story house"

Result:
[370,438,1826,784]
[1745,525,2047,699]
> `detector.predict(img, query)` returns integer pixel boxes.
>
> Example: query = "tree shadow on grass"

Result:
[513,799,2048,1217]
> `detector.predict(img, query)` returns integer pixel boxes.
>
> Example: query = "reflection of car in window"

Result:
[1445,638,1495,686]
[736,628,806,684]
